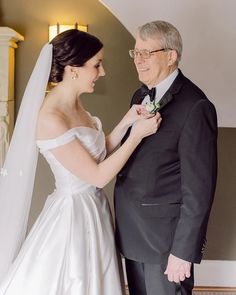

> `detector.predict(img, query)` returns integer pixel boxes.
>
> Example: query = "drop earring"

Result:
[72,72,78,80]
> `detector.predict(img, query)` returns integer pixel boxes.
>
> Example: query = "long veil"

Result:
[0,44,52,280]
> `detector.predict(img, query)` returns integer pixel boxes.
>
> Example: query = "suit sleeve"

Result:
[170,99,218,263]
[120,89,143,145]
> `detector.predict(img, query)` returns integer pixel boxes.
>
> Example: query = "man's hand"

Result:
[164,254,192,283]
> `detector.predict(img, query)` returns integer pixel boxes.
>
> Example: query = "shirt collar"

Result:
[142,69,179,105]
[154,68,179,101]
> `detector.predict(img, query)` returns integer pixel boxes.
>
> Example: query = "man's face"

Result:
[134,36,174,88]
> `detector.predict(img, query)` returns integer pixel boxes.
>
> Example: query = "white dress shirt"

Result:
[142,69,179,105]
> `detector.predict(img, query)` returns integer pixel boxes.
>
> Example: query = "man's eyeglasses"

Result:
[129,48,171,59]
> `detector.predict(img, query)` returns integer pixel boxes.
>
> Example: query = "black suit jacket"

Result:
[114,70,217,264]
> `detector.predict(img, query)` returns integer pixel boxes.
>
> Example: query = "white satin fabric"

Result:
[0,116,123,295]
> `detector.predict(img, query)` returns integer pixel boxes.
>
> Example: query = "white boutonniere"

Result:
[145,101,161,114]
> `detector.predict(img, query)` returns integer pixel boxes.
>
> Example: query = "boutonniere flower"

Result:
[145,101,161,114]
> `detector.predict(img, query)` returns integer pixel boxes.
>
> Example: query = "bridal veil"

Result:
[0,44,52,280]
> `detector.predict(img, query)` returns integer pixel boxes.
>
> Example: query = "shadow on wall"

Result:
[0,3,3,25]
[204,128,236,260]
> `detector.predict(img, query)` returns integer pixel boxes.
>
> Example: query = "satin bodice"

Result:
[36,116,106,194]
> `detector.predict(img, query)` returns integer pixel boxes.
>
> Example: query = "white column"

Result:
[0,27,24,167]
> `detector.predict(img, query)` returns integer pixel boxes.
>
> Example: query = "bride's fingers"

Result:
[157,117,162,129]
[133,104,148,115]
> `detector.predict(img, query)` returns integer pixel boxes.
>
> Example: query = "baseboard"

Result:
[126,285,236,293]
[194,286,236,292]
[194,260,236,287]
[122,259,236,288]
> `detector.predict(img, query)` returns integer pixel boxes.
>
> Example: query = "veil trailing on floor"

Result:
[0,44,52,281]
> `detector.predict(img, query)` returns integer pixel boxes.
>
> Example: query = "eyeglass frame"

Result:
[129,48,172,59]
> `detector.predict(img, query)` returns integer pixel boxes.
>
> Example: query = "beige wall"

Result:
[204,128,236,260]
[0,0,139,225]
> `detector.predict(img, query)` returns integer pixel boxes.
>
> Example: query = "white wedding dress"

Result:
[0,116,123,295]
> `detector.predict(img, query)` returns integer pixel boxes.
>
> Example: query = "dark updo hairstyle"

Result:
[49,29,103,83]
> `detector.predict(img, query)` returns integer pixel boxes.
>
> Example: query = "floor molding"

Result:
[194,286,236,292]
[125,285,236,295]
[195,260,236,287]
[122,259,236,291]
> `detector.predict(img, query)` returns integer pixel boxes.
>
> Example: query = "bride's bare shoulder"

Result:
[37,107,68,140]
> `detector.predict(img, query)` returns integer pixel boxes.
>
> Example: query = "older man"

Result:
[114,21,217,295]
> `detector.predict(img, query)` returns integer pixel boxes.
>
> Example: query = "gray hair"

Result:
[137,20,183,64]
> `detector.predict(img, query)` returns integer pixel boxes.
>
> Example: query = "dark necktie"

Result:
[140,85,156,102]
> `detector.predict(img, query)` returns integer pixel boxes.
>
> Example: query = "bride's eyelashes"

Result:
[94,63,101,68]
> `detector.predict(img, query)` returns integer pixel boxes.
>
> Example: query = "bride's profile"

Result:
[0,29,161,294]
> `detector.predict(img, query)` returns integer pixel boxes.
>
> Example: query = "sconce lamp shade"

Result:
[49,23,88,41]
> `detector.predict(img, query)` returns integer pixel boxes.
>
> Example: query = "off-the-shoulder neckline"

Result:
[36,116,101,143]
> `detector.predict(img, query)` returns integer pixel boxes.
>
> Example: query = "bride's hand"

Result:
[123,104,153,127]
[130,112,162,142]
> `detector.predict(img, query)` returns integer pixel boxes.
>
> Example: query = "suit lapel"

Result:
[158,70,186,111]
[122,70,186,143]
[131,88,146,105]
[132,69,186,111]
[158,92,174,111]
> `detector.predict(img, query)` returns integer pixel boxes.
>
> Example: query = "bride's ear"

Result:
[64,65,79,80]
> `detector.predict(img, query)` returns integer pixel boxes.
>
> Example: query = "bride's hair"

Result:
[49,29,103,83]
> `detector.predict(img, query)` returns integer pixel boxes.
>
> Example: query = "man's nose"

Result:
[135,54,145,63]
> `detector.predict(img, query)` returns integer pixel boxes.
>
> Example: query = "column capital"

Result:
[0,27,24,166]
[0,27,24,48]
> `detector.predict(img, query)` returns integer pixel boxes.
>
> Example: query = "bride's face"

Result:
[76,48,105,94]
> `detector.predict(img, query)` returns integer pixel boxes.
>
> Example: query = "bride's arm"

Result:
[105,104,151,154]
[39,113,160,188]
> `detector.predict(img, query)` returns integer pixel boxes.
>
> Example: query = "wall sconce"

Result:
[49,23,88,42]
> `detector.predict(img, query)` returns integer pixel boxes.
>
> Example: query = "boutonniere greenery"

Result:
[145,101,161,114]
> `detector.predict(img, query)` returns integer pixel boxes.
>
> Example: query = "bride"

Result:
[0,29,161,295]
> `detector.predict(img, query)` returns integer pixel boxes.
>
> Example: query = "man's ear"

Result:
[167,49,178,66]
